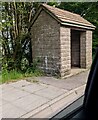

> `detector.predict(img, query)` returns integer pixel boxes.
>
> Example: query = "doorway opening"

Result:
[71,30,80,68]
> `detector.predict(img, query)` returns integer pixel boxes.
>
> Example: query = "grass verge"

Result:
[0,69,43,84]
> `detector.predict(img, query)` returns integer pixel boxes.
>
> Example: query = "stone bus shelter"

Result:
[31,4,95,78]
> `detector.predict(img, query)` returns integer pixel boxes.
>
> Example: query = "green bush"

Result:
[1,60,43,84]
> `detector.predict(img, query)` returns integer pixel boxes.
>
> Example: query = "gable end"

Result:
[30,5,61,28]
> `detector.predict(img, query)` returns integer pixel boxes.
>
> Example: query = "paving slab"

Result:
[0,99,8,107]
[34,85,67,100]
[2,88,30,102]
[9,80,31,88]
[22,83,47,93]
[23,85,86,118]
[2,103,27,118]
[11,94,49,112]
[0,106,2,119]
[34,70,89,90]
[31,106,53,118]
[2,85,15,93]
[1,70,89,118]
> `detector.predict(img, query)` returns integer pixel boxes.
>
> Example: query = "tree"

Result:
[1,2,40,71]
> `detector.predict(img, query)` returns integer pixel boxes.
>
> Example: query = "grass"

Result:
[1,69,43,84]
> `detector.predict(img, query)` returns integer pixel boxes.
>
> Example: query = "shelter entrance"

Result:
[71,30,80,68]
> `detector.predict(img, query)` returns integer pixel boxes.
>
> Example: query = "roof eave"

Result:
[60,21,96,30]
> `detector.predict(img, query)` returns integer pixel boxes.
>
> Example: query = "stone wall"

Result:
[80,30,92,68]
[31,10,61,75]
[60,26,71,77]
[80,31,86,68]
[86,30,92,68]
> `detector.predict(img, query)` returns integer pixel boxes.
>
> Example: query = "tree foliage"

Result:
[1,2,40,71]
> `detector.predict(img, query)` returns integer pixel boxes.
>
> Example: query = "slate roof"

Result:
[31,4,95,30]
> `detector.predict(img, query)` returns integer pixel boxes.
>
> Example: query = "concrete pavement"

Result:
[0,70,89,119]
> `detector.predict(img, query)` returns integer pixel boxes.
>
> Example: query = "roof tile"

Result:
[42,4,95,28]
